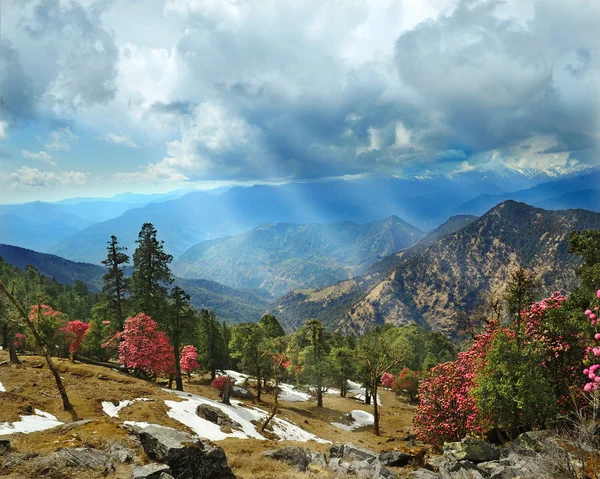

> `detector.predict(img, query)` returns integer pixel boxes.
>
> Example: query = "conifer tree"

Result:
[101,235,129,330]
[197,309,228,380]
[167,286,195,391]
[130,223,173,319]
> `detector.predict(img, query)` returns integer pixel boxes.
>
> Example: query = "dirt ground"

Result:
[0,351,425,479]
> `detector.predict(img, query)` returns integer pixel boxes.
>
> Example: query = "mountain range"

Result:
[2,168,596,263]
[172,216,424,296]
[268,202,600,335]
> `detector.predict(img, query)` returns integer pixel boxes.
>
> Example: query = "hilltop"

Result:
[269,202,600,335]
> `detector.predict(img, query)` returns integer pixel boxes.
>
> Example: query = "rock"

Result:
[426,455,446,472]
[159,473,176,479]
[264,446,310,472]
[444,438,500,463]
[107,442,135,463]
[411,468,441,478]
[196,404,242,432]
[441,460,490,479]
[60,419,94,432]
[231,385,254,399]
[0,440,10,456]
[501,431,552,458]
[346,459,396,478]
[132,463,172,479]
[309,452,328,468]
[137,424,236,479]
[53,447,110,468]
[342,443,378,462]
[379,450,412,467]
[329,444,345,459]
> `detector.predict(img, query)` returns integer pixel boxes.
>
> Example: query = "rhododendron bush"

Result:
[380,372,395,389]
[414,292,591,447]
[211,375,235,397]
[60,320,90,355]
[582,289,600,393]
[104,313,175,378]
[394,368,420,402]
[180,345,200,377]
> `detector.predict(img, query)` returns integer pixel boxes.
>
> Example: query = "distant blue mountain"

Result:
[46,169,596,264]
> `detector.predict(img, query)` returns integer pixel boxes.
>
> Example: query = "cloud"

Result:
[0,38,36,127]
[9,166,87,188]
[0,121,8,140]
[21,149,56,166]
[98,133,138,148]
[45,126,78,151]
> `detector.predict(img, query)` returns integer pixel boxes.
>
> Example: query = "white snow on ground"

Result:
[0,409,63,436]
[164,390,328,443]
[346,380,382,405]
[278,383,311,402]
[123,420,152,429]
[101,398,151,418]
[222,370,248,385]
[331,410,375,431]
[0,381,6,393]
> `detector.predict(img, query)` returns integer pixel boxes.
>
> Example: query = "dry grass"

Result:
[0,351,424,478]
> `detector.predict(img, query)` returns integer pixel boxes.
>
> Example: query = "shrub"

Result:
[211,375,235,397]
[394,368,420,402]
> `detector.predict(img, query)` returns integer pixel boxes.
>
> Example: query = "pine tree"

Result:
[167,286,195,391]
[130,223,173,319]
[197,309,228,380]
[101,235,129,330]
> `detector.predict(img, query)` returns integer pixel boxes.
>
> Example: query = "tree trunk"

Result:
[317,375,323,407]
[261,377,279,433]
[365,384,371,405]
[173,338,183,392]
[256,370,262,402]
[341,378,347,398]
[372,381,380,435]
[0,282,73,412]
[7,329,20,365]
[222,376,231,405]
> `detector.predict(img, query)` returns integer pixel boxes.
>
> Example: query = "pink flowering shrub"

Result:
[380,372,395,389]
[394,368,420,402]
[180,345,200,376]
[14,332,24,351]
[211,375,235,397]
[582,289,600,393]
[60,320,90,354]
[104,313,175,378]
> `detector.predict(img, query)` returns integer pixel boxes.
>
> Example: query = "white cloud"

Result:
[0,121,7,140]
[46,126,78,151]
[98,133,138,148]
[21,149,56,166]
[9,166,88,188]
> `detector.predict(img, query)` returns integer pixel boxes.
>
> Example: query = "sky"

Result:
[0,0,598,203]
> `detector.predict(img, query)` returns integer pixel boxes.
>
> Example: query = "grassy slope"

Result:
[0,351,419,479]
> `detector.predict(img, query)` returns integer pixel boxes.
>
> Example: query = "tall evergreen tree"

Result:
[101,235,129,330]
[131,223,173,319]
[229,322,270,401]
[504,266,539,330]
[167,286,195,391]
[197,309,228,380]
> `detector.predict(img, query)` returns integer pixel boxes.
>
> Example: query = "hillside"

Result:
[269,202,600,335]
[172,216,424,296]
[0,245,272,324]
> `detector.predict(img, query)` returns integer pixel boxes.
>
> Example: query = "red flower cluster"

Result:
[211,375,235,397]
[105,313,175,377]
[380,372,395,389]
[60,320,90,354]
[583,289,600,392]
[180,345,200,374]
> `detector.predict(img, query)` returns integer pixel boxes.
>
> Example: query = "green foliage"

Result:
[229,322,271,400]
[130,223,173,319]
[473,330,557,436]
[196,309,229,380]
[395,325,456,371]
[258,314,285,339]
[504,266,539,324]
[569,230,600,309]
[101,235,129,329]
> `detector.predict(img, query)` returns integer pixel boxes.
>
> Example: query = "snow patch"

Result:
[347,380,381,405]
[222,370,248,385]
[101,398,151,418]
[0,409,63,436]
[164,390,328,443]
[278,383,311,402]
[0,381,6,393]
[331,410,374,431]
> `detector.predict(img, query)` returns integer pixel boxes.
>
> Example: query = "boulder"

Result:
[444,438,500,463]
[231,385,254,399]
[346,459,396,478]
[137,424,236,479]
[132,463,172,479]
[60,419,94,432]
[196,404,242,432]
[411,469,440,478]
[342,443,378,462]
[53,447,110,468]
[501,431,552,458]
[379,450,412,467]
[0,440,10,456]
[425,455,446,472]
[329,444,345,459]
[309,452,328,468]
[440,460,490,479]
[263,446,310,472]
[107,442,136,463]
